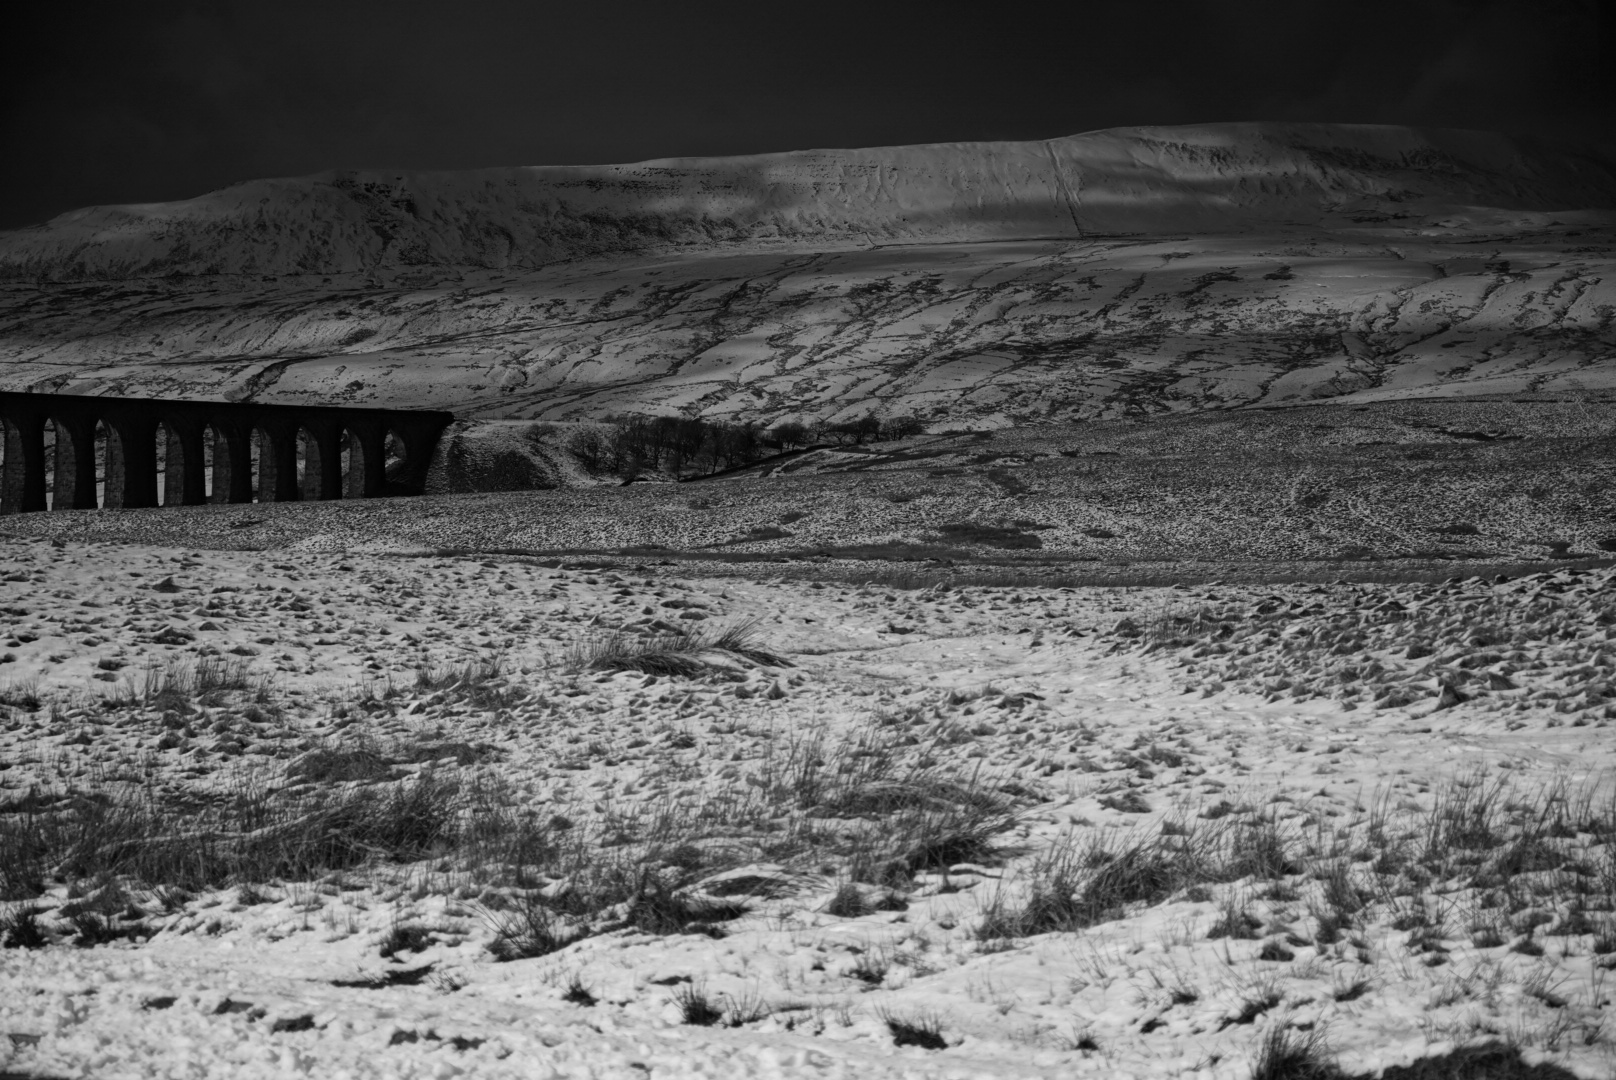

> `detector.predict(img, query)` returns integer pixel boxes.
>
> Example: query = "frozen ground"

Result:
[1,531,1614,1079]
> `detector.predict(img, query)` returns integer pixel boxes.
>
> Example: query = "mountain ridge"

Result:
[4,122,1615,283]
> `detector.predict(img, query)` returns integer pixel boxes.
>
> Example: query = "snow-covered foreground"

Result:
[1,537,1614,1078]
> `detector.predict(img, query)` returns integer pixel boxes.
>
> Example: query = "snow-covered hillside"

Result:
[0,122,1612,427]
[2,232,1612,423]
[1,123,1612,282]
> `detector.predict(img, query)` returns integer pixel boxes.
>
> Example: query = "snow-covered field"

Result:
[2,119,1614,1079]
[2,530,1614,1079]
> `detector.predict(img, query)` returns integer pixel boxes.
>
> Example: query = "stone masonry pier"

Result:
[0,392,453,514]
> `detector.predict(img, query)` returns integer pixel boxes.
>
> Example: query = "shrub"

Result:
[880,415,927,440]
[768,421,810,448]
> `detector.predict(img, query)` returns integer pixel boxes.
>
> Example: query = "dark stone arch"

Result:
[342,422,387,498]
[1,414,47,514]
[102,415,158,509]
[206,420,252,503]
[295,422,345,500]
[382,426,424,496]
[254,421,300,503]
[158,418,207,507]
[0,392,451,512]
[49,416,97,511]
[342,428,365,498]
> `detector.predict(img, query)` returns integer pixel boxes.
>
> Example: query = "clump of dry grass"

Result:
[566,620,789,677]
[976,769,1616,956]
[414,657,523,710]
[0,772,466,899]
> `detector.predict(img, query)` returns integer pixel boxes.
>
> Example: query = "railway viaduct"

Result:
[0,392,453,514]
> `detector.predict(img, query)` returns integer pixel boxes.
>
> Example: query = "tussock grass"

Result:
[978,771,1616,953]
[746,719,1026,880]
[0,677,43,712]
[877,1005,947,1050]
[485,895,578,962]
[286,734,498,784]
[560,973,597,1006]
[0,773,465,899]
[672,981,725,1026]
[1250,1025,1341,1079]
[100,657,268,713]
[566,620,789,677]
[0,904,48,948]
[414,657,521,710]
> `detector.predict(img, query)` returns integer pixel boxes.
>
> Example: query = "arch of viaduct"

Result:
[0,391,453,514]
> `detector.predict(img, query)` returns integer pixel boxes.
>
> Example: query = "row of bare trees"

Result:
[562,412,926,479]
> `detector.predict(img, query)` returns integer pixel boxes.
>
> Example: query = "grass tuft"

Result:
[672,981,725,1026]
[877,1005,947,1050]
[1250,1025,1342,1080]
[561,973,596,1007]
[567,621,789,677]
[1,905,49,948]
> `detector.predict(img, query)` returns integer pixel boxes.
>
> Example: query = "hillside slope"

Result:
[2,231,1611,422]
[0,122,1612,426]
[2,123,1613,283]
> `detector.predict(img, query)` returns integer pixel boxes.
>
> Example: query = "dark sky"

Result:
[4,0,1611,230]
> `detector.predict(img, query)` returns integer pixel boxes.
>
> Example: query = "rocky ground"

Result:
[5,401,1616,576]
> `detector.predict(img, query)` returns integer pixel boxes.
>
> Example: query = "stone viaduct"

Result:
[0,392,453,514]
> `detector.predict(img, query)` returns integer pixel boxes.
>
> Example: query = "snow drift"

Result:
[3,123,1614,282]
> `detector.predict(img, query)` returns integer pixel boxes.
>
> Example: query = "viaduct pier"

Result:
[0,392,453,514]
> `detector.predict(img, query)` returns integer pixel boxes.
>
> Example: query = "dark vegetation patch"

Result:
[0,773,465,898]
[1349,1043,1581,1079]
[565,412,925,481]
[332,964,436,989]
[932,522,1043,549]
[878,1007,947,1050]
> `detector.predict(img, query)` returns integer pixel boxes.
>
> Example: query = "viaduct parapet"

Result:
[0,392,453,514]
